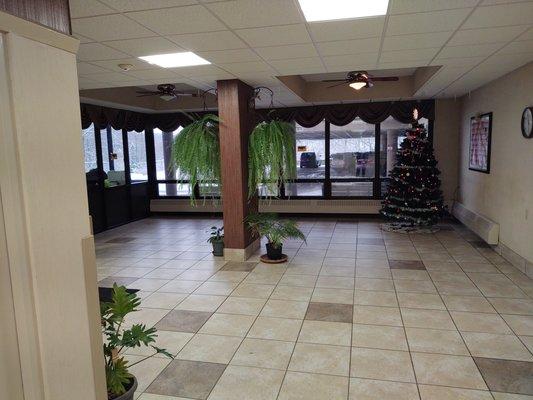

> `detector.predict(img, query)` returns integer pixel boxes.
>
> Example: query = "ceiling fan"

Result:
[136,84,198,101]
[322,71,399,90]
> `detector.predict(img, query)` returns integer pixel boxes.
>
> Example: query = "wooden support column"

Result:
[217,79,259,261]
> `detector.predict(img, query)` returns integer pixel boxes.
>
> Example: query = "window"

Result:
[101,127,126,186]
[158,183,191,196]
[127,131,148,181]
[82,124,97,172]
[154,127,182,180]
[291,121,325,196]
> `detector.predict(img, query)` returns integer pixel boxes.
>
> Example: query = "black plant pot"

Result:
[266,243,283,260]
[111,377,137,400]
[212,240,224,256]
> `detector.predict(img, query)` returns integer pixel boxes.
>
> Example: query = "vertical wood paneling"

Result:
[217,79,257,249]
[0,0,71,35]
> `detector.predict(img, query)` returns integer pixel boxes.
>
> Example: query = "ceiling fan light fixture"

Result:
[159,94,176,101]
[298,0,389,22]
[139,52,210,68]
[349,81,367,90]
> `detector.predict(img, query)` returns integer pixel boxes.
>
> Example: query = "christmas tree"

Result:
[380,121,445,228]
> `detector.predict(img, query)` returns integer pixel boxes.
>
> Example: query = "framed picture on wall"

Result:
[469,112,492,173]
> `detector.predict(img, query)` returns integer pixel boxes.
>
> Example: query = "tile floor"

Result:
[95,216,533,400]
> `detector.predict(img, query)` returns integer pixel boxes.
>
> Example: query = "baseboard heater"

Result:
[452,201,499,244]
[151,199,382,214]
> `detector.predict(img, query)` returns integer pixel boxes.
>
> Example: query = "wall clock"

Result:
[522,106,533,139]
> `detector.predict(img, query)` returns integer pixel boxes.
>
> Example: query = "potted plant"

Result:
[245,213,306,260]
[248,120,296,198]
[171,114,221,203]
[101,284,172,400]
[207,226,224,256]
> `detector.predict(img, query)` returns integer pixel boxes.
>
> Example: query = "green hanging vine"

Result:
[248,120,296,198]
[171,114,220,203]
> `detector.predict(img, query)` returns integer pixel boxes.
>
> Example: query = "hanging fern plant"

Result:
[248,119,296,198]
[171,114,220,203]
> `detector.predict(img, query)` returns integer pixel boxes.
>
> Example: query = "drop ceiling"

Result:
[72,0,533,109]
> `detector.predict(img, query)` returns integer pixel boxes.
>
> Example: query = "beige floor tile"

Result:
[278,274,317,287]
[451,311,513,334]
[231,283,275,299]
[125,355,172,393]
[488,298,533,315]
[355,267,392,279]
[401,308,456,330]
[278,372,349,400]
[354,305,403,327]
[489,393,533,400]
[230,338,294,369]
[412,353,487,390]
[356,259,390,268]
[177,269,216,281]
[124,308,170,328]
[260,299,309,319]
[311,288,354,304]
[349,378,419,400]
[391,270,429,281]
[177,334,242,363]
[350,347,415,383]
[316,275,355,289]
[435,280,482,296]
[352,324,408,351]
[355,278,395,291]
[125,330,193,357]
[354,290,398,307]
[209,271,249,282]
[159,280,203,294]
[175,294,226,312]
[405,327,469,355]
[501,314,533,335]
[394,279,438,293]
[247,317,302,342]
[298,320,351,346]
[271,285,313,301]
[194,281,240,296]
[289,342,350,376]
[217,297,266,316]
[462,332,533,361]
[418,384,493,399]
[397,293,446,310]
[198,313,255,337]
[142,292,187,309]
[208,365,285,400]
[442,295,496,313]
[138,394,193,400]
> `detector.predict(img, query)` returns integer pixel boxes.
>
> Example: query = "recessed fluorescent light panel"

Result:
[139,52,210,68]
[298,0,389,22]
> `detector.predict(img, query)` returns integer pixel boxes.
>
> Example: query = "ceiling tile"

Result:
[90,58,157,72]
[170,64,231,77]
[308,17,385,42]
[235,24,311,47]
[269,57,326,74]
[77,62,112,74]
[69,0,116,18]
[197,48,259,63]
[498,40,533,55]
[387,9,470,36]
[431,56,485,67]
[88,71,138,82]
[218,61,275,73]
[377,60,430,69]
[389,0,477,14]
[316,37,381,57]
[72,14,155,41]
[322,53,378,71]
[127,68,179,80]
[254,43,318,60]
[167,31,247,51]
[383,32,452,51]
[104,37,184,57]
[205,0,303,29]
[79,81,112,90]
[77,43,131,61]
[99,0,198,12]
[126,5,226,35]
[463,2,533,29]
[484,51,532,66]
[380,48,439,63]
[73,33,96,44]
[105,80,154,88]
[437,43,501,58]
[449,25,529,46]
[517,28,533,41]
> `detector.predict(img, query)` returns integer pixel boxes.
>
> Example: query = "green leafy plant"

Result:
[171,114,220,203]
[244,212,306,248]
[207,226,224,243]
[101,285,173,398]
[248,120,296,198]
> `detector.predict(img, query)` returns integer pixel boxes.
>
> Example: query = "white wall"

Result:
[458,62,533,263]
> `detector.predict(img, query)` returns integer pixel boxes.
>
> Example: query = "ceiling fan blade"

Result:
[174,92,196,97]
[136,90,158,95]
[136,93,158,97]
[321,79,350,83]
[371,76,399,81]
[327,81,350,89]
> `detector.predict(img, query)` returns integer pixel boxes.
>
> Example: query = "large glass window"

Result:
[127,130,148,181]
[101,127,125,186]
[295,121,326,180]
[82,124,97,172]
[154,127,182,180]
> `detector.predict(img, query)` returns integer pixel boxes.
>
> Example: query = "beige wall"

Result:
[0,28,106,400]
[434,98,461,203]
[458,62,533,263]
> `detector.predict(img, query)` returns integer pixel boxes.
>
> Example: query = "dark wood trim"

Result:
[324,121,331,197]
[0,0,71,35]
[373,123,381,199]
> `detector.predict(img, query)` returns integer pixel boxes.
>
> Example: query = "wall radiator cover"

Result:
[452,201,499,245]
[151,199,382,214]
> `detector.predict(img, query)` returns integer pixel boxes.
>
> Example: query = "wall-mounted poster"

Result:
[469,112,492,173]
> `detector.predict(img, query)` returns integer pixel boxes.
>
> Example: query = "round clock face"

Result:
[523,107,533,139]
